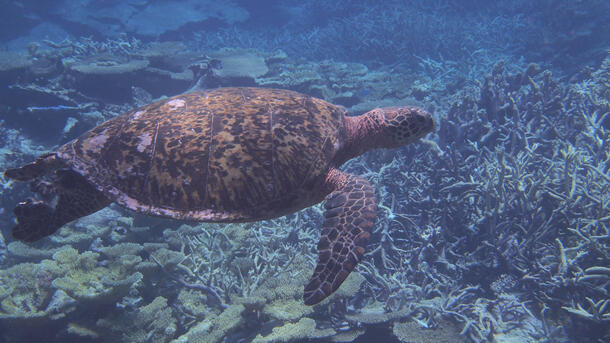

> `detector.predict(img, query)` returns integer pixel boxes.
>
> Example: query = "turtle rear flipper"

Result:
[303,170,377,305]
[4,153,64,182]
[11,170,111,242]
[12,199,59,242]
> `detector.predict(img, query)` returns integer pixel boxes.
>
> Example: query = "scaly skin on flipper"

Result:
[304,169,376,305]
[11,200,55,242]
[11,169,111,242]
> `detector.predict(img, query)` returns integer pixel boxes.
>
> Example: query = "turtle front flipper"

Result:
[11,170,111,242]
[304,169,376,305]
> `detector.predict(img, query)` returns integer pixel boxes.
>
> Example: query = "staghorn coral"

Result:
[162,220,317,303]
[314,57,608,342]
[42,35,144,58]
[159,218,371,342]
[463,60,609,338]
[1,19,608,341]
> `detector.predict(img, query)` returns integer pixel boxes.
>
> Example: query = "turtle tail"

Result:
[11,199,61,242]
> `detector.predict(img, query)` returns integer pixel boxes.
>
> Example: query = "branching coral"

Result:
[333,57,609,342]
[162,220,316,305]
[0,18,608,342]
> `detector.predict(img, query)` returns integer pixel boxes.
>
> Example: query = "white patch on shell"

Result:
[136,133,153,152]
[167,99,186,109]
[86,133,109,152]
[117,193,148,212]
[132,110,145,120]
[333,140,342,151]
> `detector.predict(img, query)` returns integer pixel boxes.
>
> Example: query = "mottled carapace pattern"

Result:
[57,87,347,221]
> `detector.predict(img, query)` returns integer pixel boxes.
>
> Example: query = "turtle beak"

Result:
[403,107,434,140]
[373,106,433,148]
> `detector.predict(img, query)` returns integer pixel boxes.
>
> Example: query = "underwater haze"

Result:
[0,0,609,342]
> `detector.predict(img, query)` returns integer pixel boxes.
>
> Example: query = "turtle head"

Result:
[376,106,434,148]
[337,106,434,164]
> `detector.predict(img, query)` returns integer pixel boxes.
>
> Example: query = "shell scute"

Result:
[57,87,346,221]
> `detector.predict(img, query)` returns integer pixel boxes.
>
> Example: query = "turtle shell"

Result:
[57,87,347,221]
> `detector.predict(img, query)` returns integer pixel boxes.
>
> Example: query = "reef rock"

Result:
[210,48,270,85]
[55,0,249,37]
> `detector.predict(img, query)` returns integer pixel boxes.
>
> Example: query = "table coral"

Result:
[210,48,269,83]
[171,303,245,343]
[251,317,316,343]
[97,296,177,343]
[64,57,149,75]
[0,262,55,318]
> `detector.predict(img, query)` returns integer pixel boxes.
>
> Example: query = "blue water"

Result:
[0,1,608,342]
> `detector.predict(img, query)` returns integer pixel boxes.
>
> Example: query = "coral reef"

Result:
[0,2,608,340]
[64,57,149,75]
[251,317,316,343]
[98,296,177,343]
[359,57,609,342]
[392,320,467,343]
[0,245,144,342]
[171,303,245,343]
[2,51,608,341]
[209,48,270,85]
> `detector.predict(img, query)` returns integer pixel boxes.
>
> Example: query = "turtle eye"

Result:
[384,107,434,144]
[387,115,412,142]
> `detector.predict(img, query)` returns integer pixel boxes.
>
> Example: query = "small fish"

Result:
[27,105,81,112]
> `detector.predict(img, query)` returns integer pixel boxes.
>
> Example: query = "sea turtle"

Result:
[4,87,433,305]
